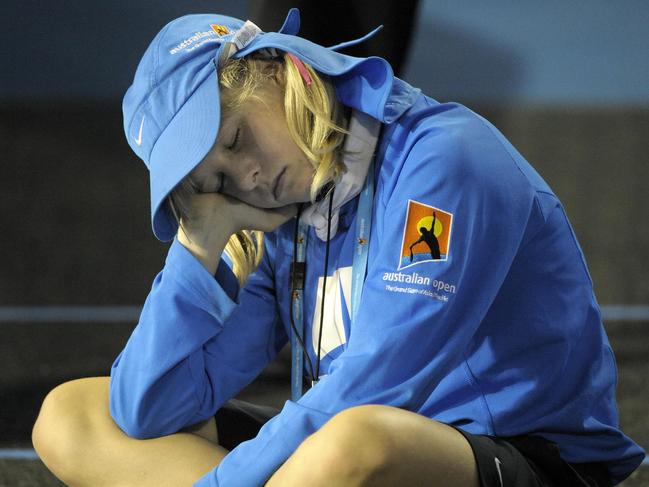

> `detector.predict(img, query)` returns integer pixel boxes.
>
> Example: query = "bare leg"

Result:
[266,405,479,487]
[32,377,226,487]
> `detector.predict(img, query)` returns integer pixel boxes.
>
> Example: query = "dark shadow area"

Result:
[0,104,167,305]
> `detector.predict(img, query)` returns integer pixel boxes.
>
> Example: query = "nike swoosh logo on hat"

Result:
[133,116,145,146]
[495,457,504,487]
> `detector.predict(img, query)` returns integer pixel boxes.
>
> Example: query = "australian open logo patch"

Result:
[398,200,453,270]
[210,24,230,36]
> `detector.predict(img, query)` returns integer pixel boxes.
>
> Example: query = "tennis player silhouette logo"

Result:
[409,211,442,261]
[398,200,453,270]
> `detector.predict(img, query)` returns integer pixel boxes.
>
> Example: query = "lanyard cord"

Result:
[289,205,315,386]
[313,188,335,384]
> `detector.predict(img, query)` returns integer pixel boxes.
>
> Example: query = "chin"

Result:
[281,188,312,207]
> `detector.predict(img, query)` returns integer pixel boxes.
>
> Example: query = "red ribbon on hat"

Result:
[287,53,312,87]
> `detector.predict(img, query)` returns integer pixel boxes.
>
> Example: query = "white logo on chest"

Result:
[312,266,352,358]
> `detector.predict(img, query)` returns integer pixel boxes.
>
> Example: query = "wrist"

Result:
[177,226,230,275]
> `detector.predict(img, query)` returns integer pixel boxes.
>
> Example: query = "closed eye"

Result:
[228,127,240,151]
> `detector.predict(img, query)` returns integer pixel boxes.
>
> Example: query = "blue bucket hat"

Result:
[123,8,406,241]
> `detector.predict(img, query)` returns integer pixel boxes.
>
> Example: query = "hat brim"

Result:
[149,70,220,241]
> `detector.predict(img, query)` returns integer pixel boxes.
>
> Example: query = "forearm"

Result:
[177,224,231,275]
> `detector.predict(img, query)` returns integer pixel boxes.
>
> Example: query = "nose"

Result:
[232,157,262,193]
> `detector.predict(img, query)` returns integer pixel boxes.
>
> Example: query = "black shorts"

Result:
[451,427,612,487]
[215,399,611,487]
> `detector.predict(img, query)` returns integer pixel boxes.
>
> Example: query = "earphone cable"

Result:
[314,188,335,381]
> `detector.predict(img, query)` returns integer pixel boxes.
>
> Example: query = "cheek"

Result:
[296,156,316,186]
[261,131,313,182]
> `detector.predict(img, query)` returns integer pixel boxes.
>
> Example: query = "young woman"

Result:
[32,9,644,487]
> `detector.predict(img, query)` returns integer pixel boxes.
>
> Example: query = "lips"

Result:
[272,166,286,201]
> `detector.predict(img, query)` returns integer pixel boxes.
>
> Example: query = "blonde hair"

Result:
[169,52,348,284]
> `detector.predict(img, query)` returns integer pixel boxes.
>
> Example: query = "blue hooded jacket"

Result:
[111,10,644,486]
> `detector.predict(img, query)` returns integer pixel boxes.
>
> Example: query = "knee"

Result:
[296,405,395,484]
[32,377,108,479]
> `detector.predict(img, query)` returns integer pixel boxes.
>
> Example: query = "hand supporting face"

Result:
[177,192,297,274]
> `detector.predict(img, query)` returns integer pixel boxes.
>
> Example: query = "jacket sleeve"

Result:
[195,118,540,486]
[110,237,285,439]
